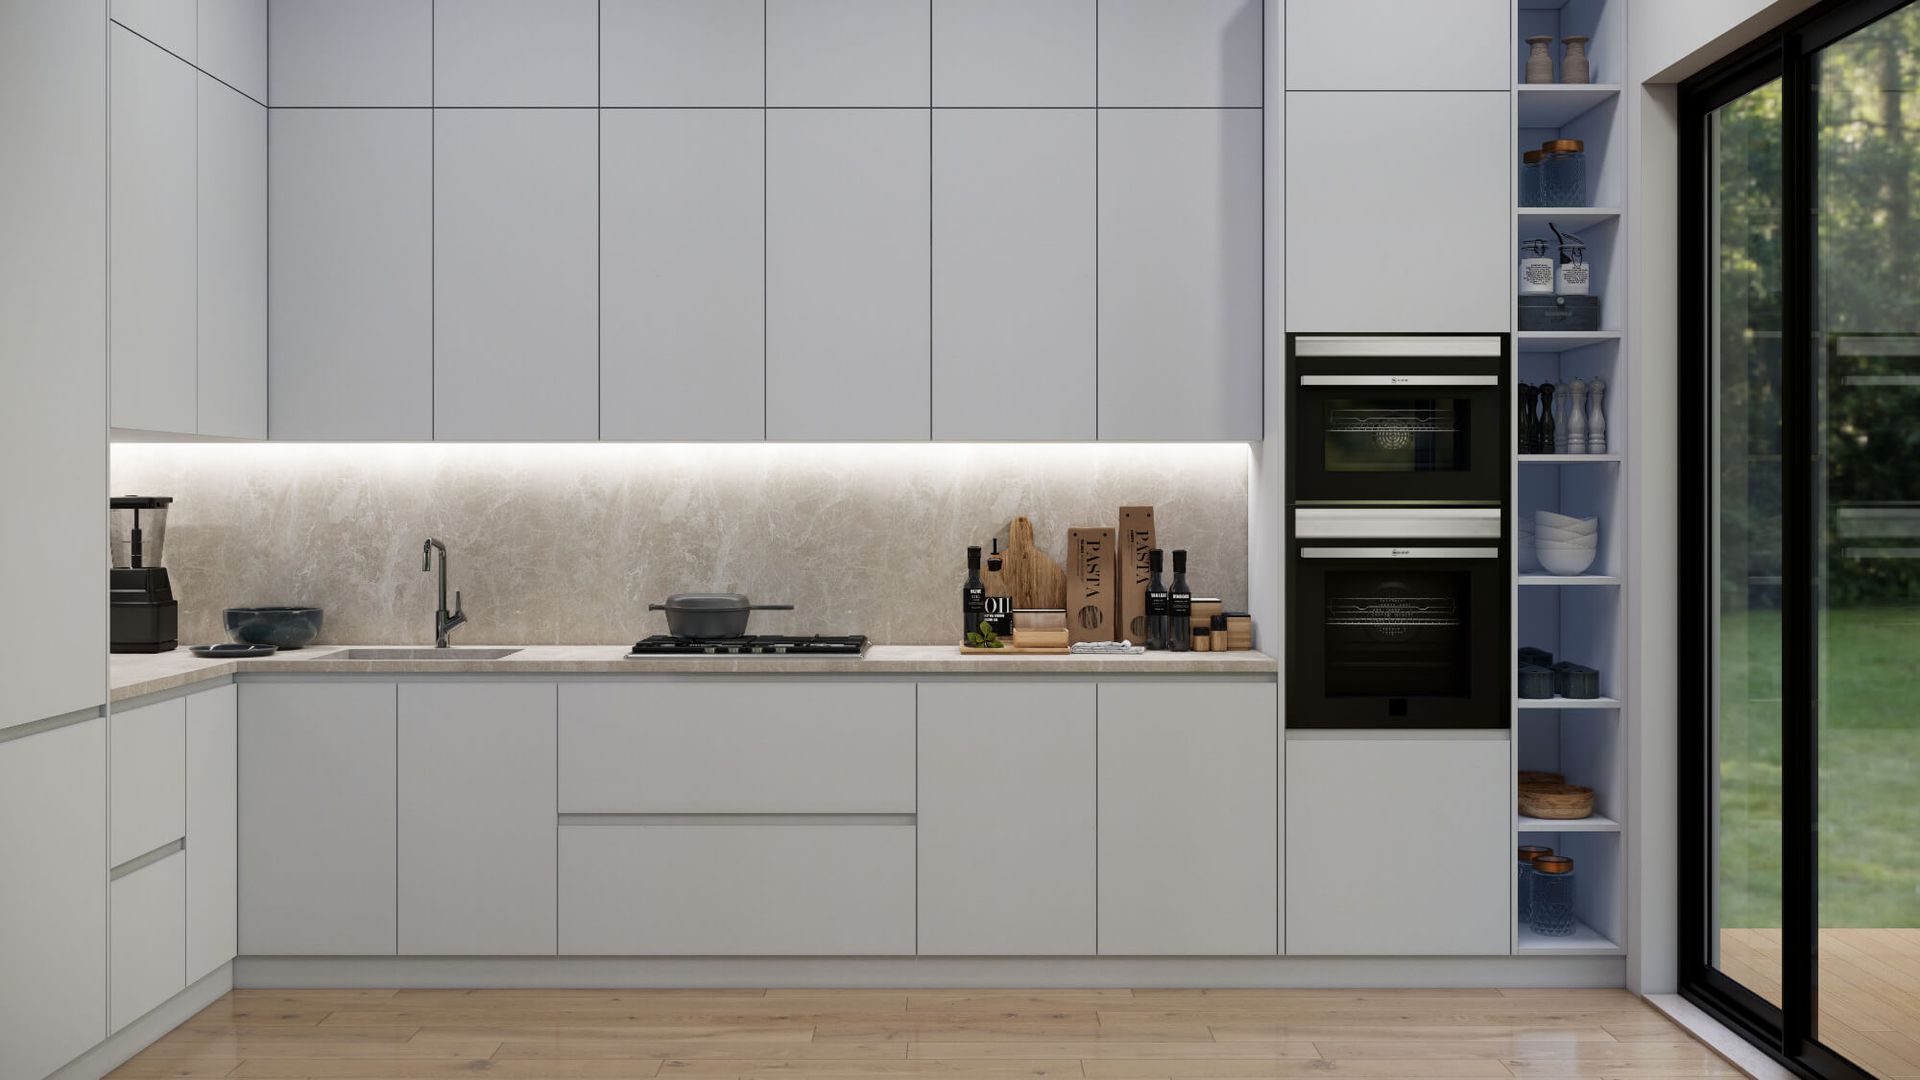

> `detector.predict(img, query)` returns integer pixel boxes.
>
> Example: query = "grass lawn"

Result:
[1719,604,1920,929]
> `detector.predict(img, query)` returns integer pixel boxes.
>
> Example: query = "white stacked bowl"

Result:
[1534,511,1599,575]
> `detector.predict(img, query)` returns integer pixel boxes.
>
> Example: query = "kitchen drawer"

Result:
[559,824,915,955]
[112,694,186,866]
[111,849,186,1032]
[559,682,915,813]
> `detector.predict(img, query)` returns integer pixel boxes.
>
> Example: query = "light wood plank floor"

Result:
[1722,927,1920,1078]
[106,987,1745,1080]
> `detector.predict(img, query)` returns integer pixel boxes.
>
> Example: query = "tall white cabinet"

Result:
[196,74,268,439]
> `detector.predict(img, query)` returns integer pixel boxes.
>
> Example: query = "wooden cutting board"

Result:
[1000,516,1066,610]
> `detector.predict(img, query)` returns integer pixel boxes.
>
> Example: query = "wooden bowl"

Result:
[1519,782,1595,820]
[1518,770,1565,786]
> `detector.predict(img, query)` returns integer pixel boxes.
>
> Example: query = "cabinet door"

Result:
[434,109,598,441]
[931,0,1094,106]
[1286,92,1511,333]
[197,75,267,439]
[114,0,196,63]
[933,110,1095,440]
[766,109,930,440]
[0,720,107,1080]
[111,695,187,867]
[1099,109,1262,439]
[186,684,237,982]
[1098,0,1263,107]
[398,682,557,955]
[269,108,433,439]
[1286,0,1509,91]
[601,0,763,106]
[766,0,929,106]
[111,851,186,1032]
[1286,737,1510,955]
[600,109,764,440]
[239,682,397,955]
[1097,683,1278,955]
[269,0,432,106]
[111,26,198,435]
[198,0,267,102]
[917,683,1095,955]
[434,0,597,107]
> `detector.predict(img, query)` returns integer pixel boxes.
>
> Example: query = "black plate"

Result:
[191,643,279,659]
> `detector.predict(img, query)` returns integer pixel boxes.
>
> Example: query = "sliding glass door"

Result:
[1686,2,1920,1077]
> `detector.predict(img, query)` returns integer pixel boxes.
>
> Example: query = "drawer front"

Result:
[112,695,187,866]
[559,824,915,955]
[559,682,915,813]
[111,850,186,1032]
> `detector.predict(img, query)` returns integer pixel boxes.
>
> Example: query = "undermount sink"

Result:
[336,647,521,661]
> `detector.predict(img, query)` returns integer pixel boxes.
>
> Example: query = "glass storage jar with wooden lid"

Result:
[1529,854,1577,936]
[1537,139,1587,207]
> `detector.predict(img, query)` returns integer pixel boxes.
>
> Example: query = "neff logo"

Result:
[1391,376,1411,383]
[1392,548,1412,556]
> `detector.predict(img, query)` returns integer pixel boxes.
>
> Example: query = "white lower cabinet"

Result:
[111,695,187,868]
[916,682,1096,955]
[1285,737,1511,956]
[559,824,915,956]
[239,682,398,955]
[111,851,186,1032]
[1097,683,1278,956]
[186,683,238,982]
[0,719,107,1080]
[399,682,557,955]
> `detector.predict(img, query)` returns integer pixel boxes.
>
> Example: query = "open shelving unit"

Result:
[1511,0,1630,959]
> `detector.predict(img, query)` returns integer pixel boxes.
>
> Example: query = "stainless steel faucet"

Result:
[421,538,467,648]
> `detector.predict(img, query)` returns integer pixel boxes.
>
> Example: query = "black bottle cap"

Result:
[1149,548,1164,572]
[967,545,981,570]
[1172,549,1188,573]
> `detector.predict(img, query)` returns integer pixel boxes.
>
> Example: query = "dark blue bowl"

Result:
[224,606,323,648]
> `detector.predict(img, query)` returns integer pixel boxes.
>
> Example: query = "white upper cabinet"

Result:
[932,0,1094,106]
[1098,109,1263,440]
[1287,92,1510,333]
[601,0,763,106]
[601,109,764,440]
[766,109,930,440]
[269,0,432,106]
[1098,0,1263,106]
[197,76,267,439]
[269,108,433,439]
[434,109,599,440]
[111,27,198,436]
[767,0,929,106]
[434,0,598,106]
[114,0,196,62]
[199,0,267,102]
[933,109,1095,440]
[1286,0,1509,91]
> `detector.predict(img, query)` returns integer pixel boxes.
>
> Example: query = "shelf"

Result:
[1519,454,1621,463]
[1516,208,1622,231]
[1517,918,1624,955]
[1517,84,1622,127]
[1518,574,1621,586]
[1517,811,1622,833]
[1517,331,1622,354]
[1518,696,1622,710]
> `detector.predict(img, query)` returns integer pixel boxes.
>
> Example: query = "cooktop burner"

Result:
[627,634,869,657]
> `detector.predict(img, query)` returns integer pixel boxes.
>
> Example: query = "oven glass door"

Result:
[1289,544,1508,729]
[1292,371,1506,506]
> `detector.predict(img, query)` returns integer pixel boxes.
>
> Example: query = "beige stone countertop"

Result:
[111,644,1279,702]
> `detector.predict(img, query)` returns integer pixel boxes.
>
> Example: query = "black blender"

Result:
[110,496,178,653]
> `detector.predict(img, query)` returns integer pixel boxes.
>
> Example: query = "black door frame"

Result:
[1678,1,1913,1076]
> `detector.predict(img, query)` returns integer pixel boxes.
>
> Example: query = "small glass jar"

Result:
[1529,854,1577,936]
[1517,845,1553,924]
[1521,149,1544,207]
[1537,139,1587,207]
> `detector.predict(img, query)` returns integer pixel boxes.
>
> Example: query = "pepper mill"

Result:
[1587,377,1608,453]
[1538,383,1556,456]
[1553,381,1571,453]
[1519,384,1539,453]
[1566,378,1589,454]
[1525,36,1555,84]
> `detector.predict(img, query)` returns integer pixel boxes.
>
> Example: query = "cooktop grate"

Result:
[627,634,869,657]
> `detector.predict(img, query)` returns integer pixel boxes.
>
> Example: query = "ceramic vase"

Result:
[1561,36,1592,84]
[1525,36,1555,84]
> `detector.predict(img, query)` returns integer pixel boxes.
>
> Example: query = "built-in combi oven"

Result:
[1289,335,1509,508]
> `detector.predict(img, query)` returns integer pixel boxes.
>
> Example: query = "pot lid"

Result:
[656,593,755,611]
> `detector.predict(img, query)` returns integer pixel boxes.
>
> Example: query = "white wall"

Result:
[1632,0,1813,82]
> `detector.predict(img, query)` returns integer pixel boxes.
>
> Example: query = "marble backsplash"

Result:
[111,443,1250,646]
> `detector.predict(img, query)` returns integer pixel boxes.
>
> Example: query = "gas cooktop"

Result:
[626,634,869,657]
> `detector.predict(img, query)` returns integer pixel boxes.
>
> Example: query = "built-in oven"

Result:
[1288,509,1509,730]
[1289,335,1509,508]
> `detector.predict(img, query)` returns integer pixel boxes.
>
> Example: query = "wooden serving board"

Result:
[959,646,1073,655]
[999,515,1066,609]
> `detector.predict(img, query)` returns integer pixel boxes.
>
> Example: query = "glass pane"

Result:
[1324,571,1468,697]
[1816,7,1920,1073]
[1323,398,1471,472]
[1710,77,1787,1008]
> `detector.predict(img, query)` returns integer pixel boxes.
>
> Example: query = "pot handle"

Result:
[747,604,795,611]
[647,604,668,611]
